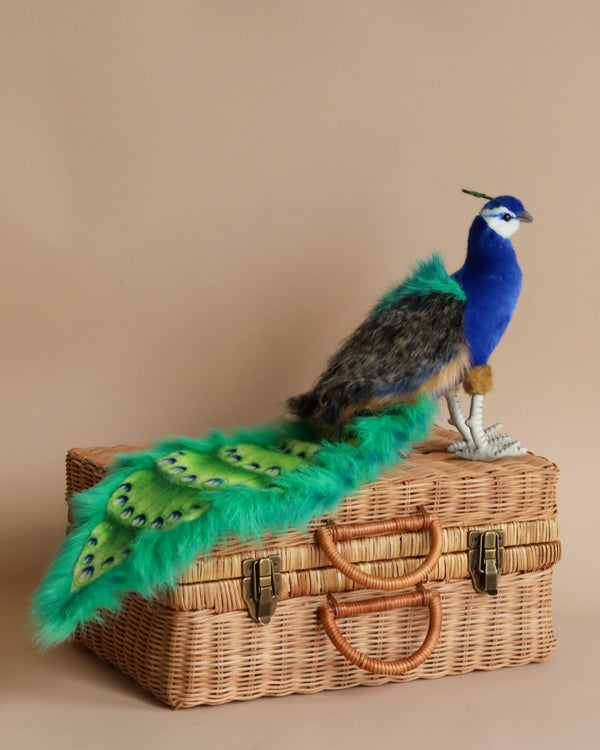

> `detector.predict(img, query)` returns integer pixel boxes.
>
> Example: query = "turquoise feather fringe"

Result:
[29,396,437,648]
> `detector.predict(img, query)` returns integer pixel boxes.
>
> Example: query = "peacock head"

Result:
[463,189,533,239]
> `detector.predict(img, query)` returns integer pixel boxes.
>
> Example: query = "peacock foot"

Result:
[445,392,527,461]
[446,425,527,460]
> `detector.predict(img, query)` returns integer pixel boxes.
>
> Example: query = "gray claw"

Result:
[445,392,527,461]
[449,439,527,462]
[492,440,528,458]
[447,430,510,454]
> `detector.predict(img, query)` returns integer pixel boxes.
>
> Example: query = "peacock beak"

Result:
[518,210,533,223]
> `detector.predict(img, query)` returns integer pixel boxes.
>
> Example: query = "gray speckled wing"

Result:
[288,290,467,435]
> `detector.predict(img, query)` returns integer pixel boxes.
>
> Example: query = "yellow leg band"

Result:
[463,365,494,396]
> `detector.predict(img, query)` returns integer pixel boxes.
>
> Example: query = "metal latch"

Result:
[468,530,505,595]
[242,555,282,624]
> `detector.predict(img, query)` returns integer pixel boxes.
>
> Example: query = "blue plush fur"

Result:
[452,207,523,366]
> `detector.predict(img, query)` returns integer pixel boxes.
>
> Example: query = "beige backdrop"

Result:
[2,2,599,748]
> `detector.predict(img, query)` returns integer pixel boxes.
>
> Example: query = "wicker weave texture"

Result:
[160,542,561,612]
[66,428,559,575]
[175,518,559,584]
[77,569,557,708]
[66,428,560,708]
[66,429,559,534]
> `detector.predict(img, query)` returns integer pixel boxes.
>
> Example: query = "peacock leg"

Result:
[445,390,474,448]
[467,394,491,448]
[446,392,508,453]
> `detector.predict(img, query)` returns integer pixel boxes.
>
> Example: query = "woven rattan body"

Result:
[66,428,560,708]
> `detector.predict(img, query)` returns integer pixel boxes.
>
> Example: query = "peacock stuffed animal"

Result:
[289,189,532,460]
[30,189,531,647]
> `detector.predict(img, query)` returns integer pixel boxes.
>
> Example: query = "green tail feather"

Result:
[29,397,437,648]
[71,442,314,593]
[71,469,212,591]
[71,520,135,591]
[30,255,458,648]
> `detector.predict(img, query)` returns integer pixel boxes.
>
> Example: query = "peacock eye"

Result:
[503,213,512,222]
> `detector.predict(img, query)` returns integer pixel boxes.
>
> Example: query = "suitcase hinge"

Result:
[242,555,282,625]
[468,530,505,595]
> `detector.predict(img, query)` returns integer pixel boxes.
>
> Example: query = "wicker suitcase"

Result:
[65,427,560,709]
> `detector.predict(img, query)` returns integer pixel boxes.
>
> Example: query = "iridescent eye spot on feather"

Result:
[150,517,164,529]
[223,447,237,455]
[132,515,146,527]
[118,483,132,492]
[205,478,223,487]
[169,466,186,474]
[83,554,94,564]
[228,455,242,462]
[87,537,98,546]
[243,463,260,470]
[120,507,134,519]
[102,557,114,568]
[181,474,197,482]
[160,457,177,465]
[169,511,182,521]
[115,495,128,506]
[265,466,281,476]
[79,566,95,582]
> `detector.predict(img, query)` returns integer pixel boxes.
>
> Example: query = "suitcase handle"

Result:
[318,586,442,675]
[315,506,443,590]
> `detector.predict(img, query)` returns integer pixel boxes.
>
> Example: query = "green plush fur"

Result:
[372,254,466,316]
[29,396,437,648]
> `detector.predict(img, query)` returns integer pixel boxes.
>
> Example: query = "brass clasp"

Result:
[242,555,282,624]
[468,530,505,595]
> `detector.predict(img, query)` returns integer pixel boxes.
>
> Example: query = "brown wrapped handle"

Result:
[319,586,442,675]
[315,506,443,590]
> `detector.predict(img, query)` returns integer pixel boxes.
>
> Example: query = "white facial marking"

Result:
[481,205,521,238]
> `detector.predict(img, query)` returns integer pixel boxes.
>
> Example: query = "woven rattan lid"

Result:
[66,428,559,589]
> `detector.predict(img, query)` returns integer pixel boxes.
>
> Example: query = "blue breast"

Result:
[452,217,522,366]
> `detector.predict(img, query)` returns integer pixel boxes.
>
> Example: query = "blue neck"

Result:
[453,215,523,367]
[465,216,519,274]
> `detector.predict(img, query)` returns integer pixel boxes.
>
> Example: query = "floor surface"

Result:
[3,559,598,750]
